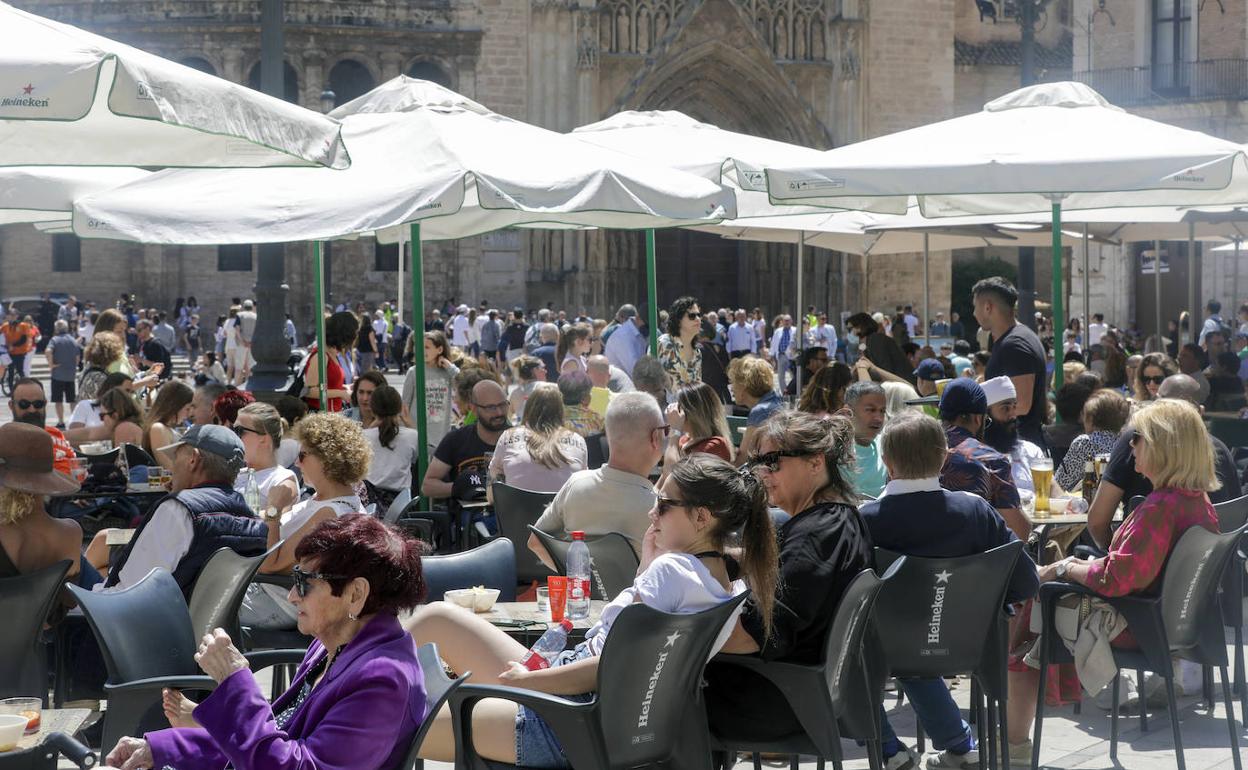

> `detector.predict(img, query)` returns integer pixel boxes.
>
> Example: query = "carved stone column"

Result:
[380,51,403,81]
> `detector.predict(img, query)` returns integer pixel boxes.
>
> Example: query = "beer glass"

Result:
[1031,458,1054,515]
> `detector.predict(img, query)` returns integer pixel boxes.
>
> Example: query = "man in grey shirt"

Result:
[234,299,258,385]
[45,319,81,428]
[154,312,177,353]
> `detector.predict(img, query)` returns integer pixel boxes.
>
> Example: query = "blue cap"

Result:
[939,378,988,420]
[157,424,246,472]
[914,358,945,381]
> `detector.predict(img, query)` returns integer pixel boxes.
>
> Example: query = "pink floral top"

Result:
[1086,487,1218,597]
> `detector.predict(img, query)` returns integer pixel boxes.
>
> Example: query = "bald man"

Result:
[421,379,510,501]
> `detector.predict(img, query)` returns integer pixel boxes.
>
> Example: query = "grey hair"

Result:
[844,380,885,406]
[605,391,663,444]
[538,309,552,322]
[539,323,559,343]
[197,448,240,482]
[54,319,69,334]
[880,412,947,480]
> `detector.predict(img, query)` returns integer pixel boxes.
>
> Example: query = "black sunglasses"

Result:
[686,311,703,320]
[1141,375,1165,385]
[291,565,348,598]
[747,450,807,472]
[99,410,116,419]
[655,495,693,516]
[16,399,46,410]
[232,425,264,438]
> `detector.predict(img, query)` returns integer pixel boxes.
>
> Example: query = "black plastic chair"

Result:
[584,432,608,470]
[66,568,305,752]
[1032,524,1248,770]
[449,594,748,770]
[404,642,468,770]
[239,571,313,700]
[873,542,1025,770]
[395,509,454,554]
[422,538,517,603]
[711,565,901,770]
[0,560,71,705]
[491,483,555,585]
[1214,493,1248,715]
[0,732,96,770]
[188,543,281,641]
[527,527,638,601]
[121,443,155,471]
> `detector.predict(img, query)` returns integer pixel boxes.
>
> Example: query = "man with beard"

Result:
[422,379,510,539]
[980,376,1048,499]
[9,378,75,475]
[938,378,1028,541]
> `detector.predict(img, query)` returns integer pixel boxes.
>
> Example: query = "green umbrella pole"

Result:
[313,241,328,409]
[410,222,429,511]
[646,229,659,356]
[1051,201,1065,390]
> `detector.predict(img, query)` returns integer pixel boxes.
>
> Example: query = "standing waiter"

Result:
[972,277,1048,450]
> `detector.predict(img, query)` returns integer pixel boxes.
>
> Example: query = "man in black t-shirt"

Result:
[973,276,1048,449]
[421,379,509,502]
[135,320,172,380]
[1088,374,1241,548]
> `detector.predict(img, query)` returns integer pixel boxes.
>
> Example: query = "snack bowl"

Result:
[0,714,26,752]
[445,587,501,613]
[1049,497,1072,515]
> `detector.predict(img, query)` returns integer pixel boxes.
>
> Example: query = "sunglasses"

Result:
[747,450,808,472]
[16,399,46,410]
[686,311,703,320]
[297,450,312,463]
[290,565,347,598]
[232,425,264,438]
[654,495,692,516]
[1141,375,1165,385]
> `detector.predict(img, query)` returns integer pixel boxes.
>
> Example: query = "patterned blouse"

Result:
[563,404,605,438]
[657,334,702,388]
[940,426,1021,511]
[1055,430,1118,492]
[1086,487,1217,597]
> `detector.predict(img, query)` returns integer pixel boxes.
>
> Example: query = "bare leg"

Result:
[418,699,519,763]
[85,529,114,572]
[1007,668,1040,745]
[162,688,199,729]
[404,602,528,687]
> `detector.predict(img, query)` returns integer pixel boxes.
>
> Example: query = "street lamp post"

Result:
[248,0,294,393]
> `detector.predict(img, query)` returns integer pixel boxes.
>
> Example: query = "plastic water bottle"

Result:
[566,531,591,620]
[519,618,574,671]
[244,469,262,513]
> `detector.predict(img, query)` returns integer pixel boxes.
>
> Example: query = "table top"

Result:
[483,600,606,631]
[16,708,90,750]
[105,529,136,546]
[1025,504,1124,529]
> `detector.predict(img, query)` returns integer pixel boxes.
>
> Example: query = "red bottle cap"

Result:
[571,531,585,540]
[560,618,574,631]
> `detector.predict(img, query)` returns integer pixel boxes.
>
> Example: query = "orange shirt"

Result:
[2,322,34,355]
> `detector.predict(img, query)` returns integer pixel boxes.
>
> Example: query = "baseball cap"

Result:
[981,376,1017,407]
[157,424,246,472]
[914,358,945,382]
[939,378,988,420]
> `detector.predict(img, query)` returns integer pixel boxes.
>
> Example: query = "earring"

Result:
[348,612,357,621]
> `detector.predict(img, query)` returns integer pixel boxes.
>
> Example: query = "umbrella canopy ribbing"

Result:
[0,1,349,169]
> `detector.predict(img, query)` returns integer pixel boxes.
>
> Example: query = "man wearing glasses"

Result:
[422,379,510,512]
[96,425,266,596]
[528,392,663,570]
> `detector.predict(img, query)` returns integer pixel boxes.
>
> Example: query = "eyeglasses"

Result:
[651,424,672,437]
[655,495,692,516]
[747,450,808,472]
[1141,375,1165,385]
[232,425,264,438]
[16,399,46,410]
[290,565,347,598]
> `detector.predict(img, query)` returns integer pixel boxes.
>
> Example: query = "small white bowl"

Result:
[0,714,27,752]
[1048,497,1072,515]
[445,588,501,613]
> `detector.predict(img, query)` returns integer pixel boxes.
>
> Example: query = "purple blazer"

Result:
[146,614,427,770]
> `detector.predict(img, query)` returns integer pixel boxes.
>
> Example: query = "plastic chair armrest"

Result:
[252,573,295,589]
[449,683,602,770]
[245,648,308,671]
[105,674,219,694]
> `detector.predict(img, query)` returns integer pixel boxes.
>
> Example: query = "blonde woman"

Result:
[233,402,300,513]
[727,355,780,464]
[0,424,82,583]
[488,383,587,498]
[664,382,734,467]
[1006,398,1221,759]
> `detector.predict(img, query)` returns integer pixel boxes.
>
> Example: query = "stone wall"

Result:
[864,0,955,137]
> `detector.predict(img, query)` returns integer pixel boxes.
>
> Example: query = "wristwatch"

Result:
[1055,561,1069,580]
[262,506,282,523]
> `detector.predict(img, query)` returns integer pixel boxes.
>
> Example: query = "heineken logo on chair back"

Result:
[924,569,952,655]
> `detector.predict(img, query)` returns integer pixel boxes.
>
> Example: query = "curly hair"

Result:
[324,311,361,351]
[85,331,125,370]
[727,356,776,399]
[666,296,700,338]
[295,412,372,485]
[0,489,39,526]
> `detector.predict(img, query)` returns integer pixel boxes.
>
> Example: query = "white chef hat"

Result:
[981,375,1017,407]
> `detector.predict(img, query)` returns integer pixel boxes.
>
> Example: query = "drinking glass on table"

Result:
[1031,458,1054,515]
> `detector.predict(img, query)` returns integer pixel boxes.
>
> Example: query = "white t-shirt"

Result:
[278,494,363,540]
[95,499,195,592]
[224,318,238,351]
[275,437,300,469]
[584,552,746,657]
[364,426,422,491]
[451,315,470,347]
[69,399,102,428]
[233,465,298,511]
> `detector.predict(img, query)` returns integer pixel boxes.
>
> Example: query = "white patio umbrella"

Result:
[0,1,349,169]
[0,166,146,225]
[72,76,736,505]
[765,82,1248,386]
[571,110,879,354]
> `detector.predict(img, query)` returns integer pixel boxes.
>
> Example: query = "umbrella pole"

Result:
[313,241,328,409]
[795,232,805,399]
[1154,239,1163,350]
[1188,221,1197,347]
[1082,224,1090,342]
[646,230,659,356]
[923,233,930,347]
[410,223,429,511]
[1236,239,1242,315]
[1051,201,1065,390]
[397,230,405,332]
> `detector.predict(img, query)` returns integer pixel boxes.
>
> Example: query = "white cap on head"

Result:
[981,375,1017,406]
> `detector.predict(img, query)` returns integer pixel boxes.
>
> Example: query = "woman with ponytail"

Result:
[407,454,777,768]
[705,409,874,747]
[363,386,421,511]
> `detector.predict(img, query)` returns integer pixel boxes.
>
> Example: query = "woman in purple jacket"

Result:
[105,515,428,770]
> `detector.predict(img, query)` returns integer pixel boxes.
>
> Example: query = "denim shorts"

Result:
[514,641,594,768]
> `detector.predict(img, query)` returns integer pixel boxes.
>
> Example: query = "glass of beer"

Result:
[1032,458,1054,515]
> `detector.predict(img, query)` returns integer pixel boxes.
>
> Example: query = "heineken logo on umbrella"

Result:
[1,83,49,108]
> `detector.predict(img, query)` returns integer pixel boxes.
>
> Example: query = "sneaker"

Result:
[885,745,920,770]
[1176,658,1205,697]
[1142,673,1172,709]
[1007,740,1033,764]
[1092,673,1139,711]
[924,748,980,769]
